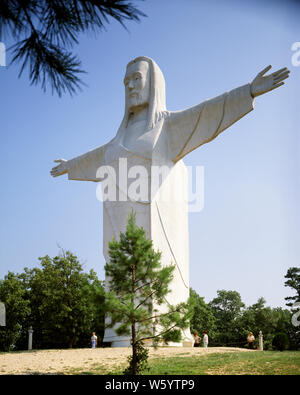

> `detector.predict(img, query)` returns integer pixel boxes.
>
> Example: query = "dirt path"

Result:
[0,347,252,375]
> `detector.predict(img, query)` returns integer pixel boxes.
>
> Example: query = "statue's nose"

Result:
[128,79,134,89]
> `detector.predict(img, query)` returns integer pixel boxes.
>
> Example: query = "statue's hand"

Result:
[250,65,290,98]
[50,159,68,177]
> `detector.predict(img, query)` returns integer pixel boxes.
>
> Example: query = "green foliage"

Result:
[0,272,31,351]
[105,212,191,374]
[189,288,297,350]
[208,290,245,346]
[25,251,105,349]
[284,267,300,349]
[189,288,216,341]
[209,290,245,321]
[123,341,149,375]
[0,1,145,96]
[272,332,290,351]
[0,250,105,351]
[284,267,300,307]
[162,328,182,344]
[238,299,293,350]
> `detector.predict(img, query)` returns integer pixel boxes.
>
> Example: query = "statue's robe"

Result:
[66,83,254,346]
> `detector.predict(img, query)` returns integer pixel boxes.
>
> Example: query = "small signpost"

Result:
[28,326,34,350]
[258,330,263,351]
[0,302,5,326]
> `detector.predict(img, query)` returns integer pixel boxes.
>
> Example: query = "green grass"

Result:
[143,351,300,375]
[78,351,300,375]
[3,349,300,375]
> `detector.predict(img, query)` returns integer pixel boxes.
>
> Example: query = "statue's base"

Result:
[105,339,194,348]
[103,328,195,347]
[182,341,194,347]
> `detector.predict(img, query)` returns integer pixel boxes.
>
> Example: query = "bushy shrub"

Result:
[162,329,182,344]
[123,342,149,375]
[272,332,290,351]
[263,336,274,351]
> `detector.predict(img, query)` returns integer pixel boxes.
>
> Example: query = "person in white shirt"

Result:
[203,331,209,348]
[91,332,98,349]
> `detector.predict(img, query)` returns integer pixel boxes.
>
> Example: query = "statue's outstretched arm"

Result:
[167,65,289,162]
[50,144,107,182]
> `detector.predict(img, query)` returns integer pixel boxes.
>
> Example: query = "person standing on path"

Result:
[247,332,255,349]
[203,331,209,348]
[91,332,98,349]
[193,332,201,347]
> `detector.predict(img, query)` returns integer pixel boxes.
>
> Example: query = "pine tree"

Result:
[0,0,145,96]
[284,267,300,307]
[105,212,191,375]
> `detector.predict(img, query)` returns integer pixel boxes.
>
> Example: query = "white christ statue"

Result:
[51,57,289,347]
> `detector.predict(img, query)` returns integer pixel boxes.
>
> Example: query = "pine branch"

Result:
[134,289,156,310]
[134,278,160,294]
[1,0,146,95]
[11,34,85,96]
[136,306,183,324]
[136,324,178,344]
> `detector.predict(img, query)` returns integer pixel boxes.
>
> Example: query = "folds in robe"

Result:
[67,144,107,181]
[167,83,254,162]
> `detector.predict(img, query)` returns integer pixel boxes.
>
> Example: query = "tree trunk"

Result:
[131,263,137,375]
[132,324,137,375]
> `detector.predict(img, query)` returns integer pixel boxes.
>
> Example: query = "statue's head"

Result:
[124,59,150,113]
[121,56,167,130]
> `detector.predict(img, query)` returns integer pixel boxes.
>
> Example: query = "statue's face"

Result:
[124,60,150,111]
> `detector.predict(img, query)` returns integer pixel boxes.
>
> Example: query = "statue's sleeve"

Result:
[67,144,106,182]
[166,84,254,162]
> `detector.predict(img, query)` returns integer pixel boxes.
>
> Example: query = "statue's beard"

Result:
[127,93,148,113]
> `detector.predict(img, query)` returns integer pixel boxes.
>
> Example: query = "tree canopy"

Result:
[0,250,105,351]
[190,288,299,350]
[190,288,216,339]
[1,254,299,353]
[0,272,30,351]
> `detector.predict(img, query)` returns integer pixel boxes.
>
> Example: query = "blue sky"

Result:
[0,0,299,308]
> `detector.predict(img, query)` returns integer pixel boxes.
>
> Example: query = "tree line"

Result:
[0,250,105,351]
[1,254,299,352]
[190,288,299,350]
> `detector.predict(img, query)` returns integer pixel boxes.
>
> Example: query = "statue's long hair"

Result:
[113,56,168,144]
